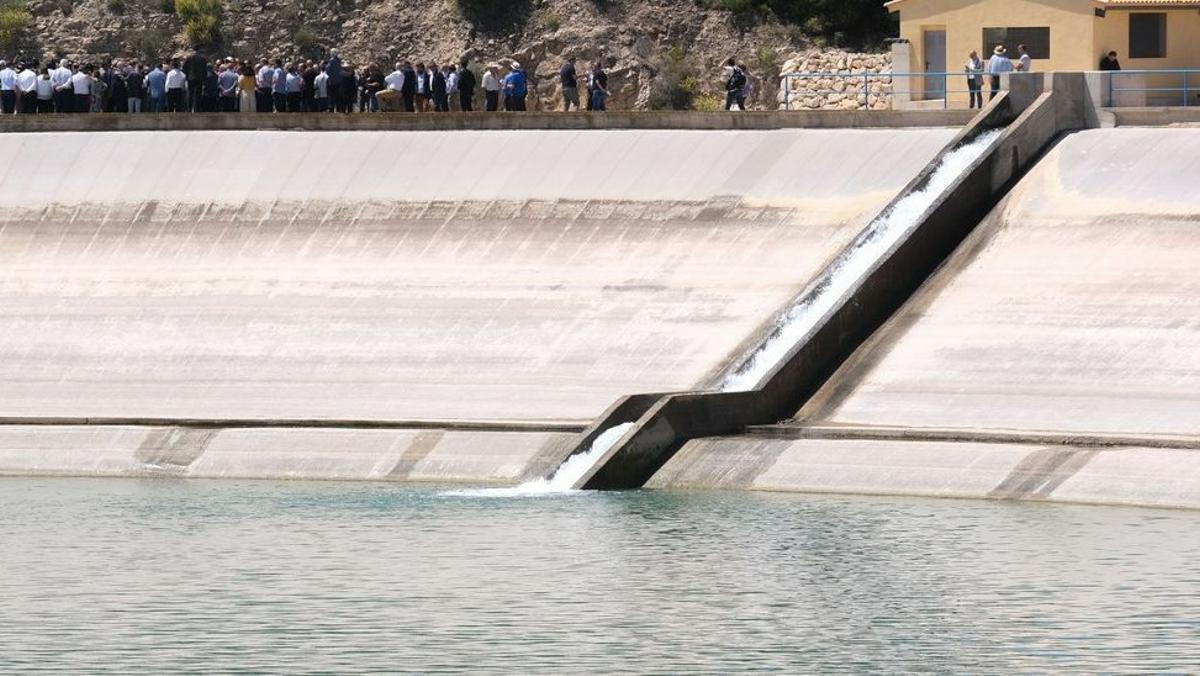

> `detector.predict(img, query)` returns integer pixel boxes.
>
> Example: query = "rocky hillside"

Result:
[15,0,842,110]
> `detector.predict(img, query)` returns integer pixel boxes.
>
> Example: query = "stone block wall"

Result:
[777,50,893,111]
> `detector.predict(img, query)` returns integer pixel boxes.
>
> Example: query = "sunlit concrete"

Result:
[0,128,954,424]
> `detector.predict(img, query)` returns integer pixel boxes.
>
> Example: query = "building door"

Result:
[923,29,947,100]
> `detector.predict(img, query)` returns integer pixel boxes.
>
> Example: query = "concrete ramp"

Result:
[0,128,956,481]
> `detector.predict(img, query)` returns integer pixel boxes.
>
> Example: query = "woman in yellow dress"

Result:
[238,63,256,113]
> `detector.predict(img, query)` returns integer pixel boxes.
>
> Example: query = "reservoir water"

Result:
[2,478,1198,673]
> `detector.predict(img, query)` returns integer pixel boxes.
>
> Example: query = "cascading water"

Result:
[720,130,1004,393]
[444,422,636,497]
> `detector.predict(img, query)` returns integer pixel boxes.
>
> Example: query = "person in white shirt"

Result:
[445,64,459,111]
[482,63,501,112]
[70,65,93,114]
[314,66,329,112]
[16,62,37,113]
[1016,44,1033,73]
[36,67,53,113]
[165,63,187,112]
[50,59,72,113]
[0,61,16,114]
[986,44,1014,101]
[256,58,274,113]
[385,62,404,93]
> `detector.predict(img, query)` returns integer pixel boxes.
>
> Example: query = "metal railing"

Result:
[1102,69,1200,107]
[781,71,1006,111]
[781,69,1200,110]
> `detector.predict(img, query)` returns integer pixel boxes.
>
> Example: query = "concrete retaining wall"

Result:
[649,436,1200,510]
[0,424,577,484]
[0,110,975,133]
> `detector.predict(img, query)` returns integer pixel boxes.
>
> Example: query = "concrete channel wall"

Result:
[579,74,1091,491]
[0,124,959,483]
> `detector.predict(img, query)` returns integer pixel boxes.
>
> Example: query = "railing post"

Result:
[863,72,869,110]
[1185,71,1190,108]
[784,74,790,110]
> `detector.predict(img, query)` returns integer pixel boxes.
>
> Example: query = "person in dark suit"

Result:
[182,47,207,112]
[430,61,447,112]
[457,58,476,112]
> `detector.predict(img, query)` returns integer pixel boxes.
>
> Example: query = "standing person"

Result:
[218,62,238,111]
[324,49,343,112]
[482,63,500,111]
[400,60,416,112]
[0,61,16,114]
[414,62,429,112]
[445,64,459,111]
[238,62,256,113]
[17,61,37,113]
[50,59,72,112]
[300,60,316,112]
[339,64,356,113]
[271,59,287,112]
[1100,50,1121,71]
[255,58,273,113]
[70,65,93,114]
[739,61,753,109]
[183,47,207,112]
[200,64,219,112]
[314,62,329,112]
[125,63,145,113]
[430,61,447,112]
[723,57,746,111]
[146,63,166,112]
[285,64,303,112]
[36,66,53,113]
[559,56,579,111]
[1016,44,1032,73]
[457,59,475,112]
[363,64,384,112]
[986,44,1013,101]
[165,61,187,112]
[502,61,527,111]
[589,60,608,112]
[964,50,984,109]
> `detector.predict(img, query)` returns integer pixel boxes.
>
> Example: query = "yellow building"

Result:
[886,0,1200,103]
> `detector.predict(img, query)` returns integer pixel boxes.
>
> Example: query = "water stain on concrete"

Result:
[989,447,1100,500]
[387,431,445,480]
[135,427,219,468]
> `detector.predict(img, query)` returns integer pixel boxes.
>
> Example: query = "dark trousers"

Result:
[19,92,36,113]
[432,93,448,112]
[504,94,526,111]
[36,98,52,113]
[459,90,473,112]
[256,87,271,113]
[402,91,415,112]
[166,88,185,112]
[219,96,236,112]
[0,90,14,113]
[327,83,341,111]
[74,94,90,113]
[200,95,217,112]
[485,90,498,111]
[287,92,301,112]
[967,78,982,108]
[989,75,1001,101]
[272,92,286,112]
[54,89,72,113]
[187,81,203,111]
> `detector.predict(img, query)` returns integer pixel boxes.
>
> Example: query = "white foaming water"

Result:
[443,422,637,498]
[720,130,1003,393]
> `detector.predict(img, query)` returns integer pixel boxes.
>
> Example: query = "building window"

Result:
[982,27,1050,59]
[1129,13,1167,58]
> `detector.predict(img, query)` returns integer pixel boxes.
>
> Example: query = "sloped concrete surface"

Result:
[0,128,954,424]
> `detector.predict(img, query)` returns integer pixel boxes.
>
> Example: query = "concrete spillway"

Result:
[653,127,1200,508]
[0,127,956,481]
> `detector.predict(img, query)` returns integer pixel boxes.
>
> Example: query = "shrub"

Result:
[159,0,174,12]
[0,0,31,52]
[176,0,221,46]
[293,24,316,49]
[647,46,699,111]
[455,0,532,32]
[107,0,125,13]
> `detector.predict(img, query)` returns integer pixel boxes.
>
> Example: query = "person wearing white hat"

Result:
[986,44,1014,101]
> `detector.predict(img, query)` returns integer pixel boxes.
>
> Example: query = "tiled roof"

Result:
[886,0,1200,7]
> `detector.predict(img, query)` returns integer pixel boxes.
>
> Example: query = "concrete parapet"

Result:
[0,110,975,134]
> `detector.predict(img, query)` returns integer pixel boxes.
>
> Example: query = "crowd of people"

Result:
[0,48,631,114]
